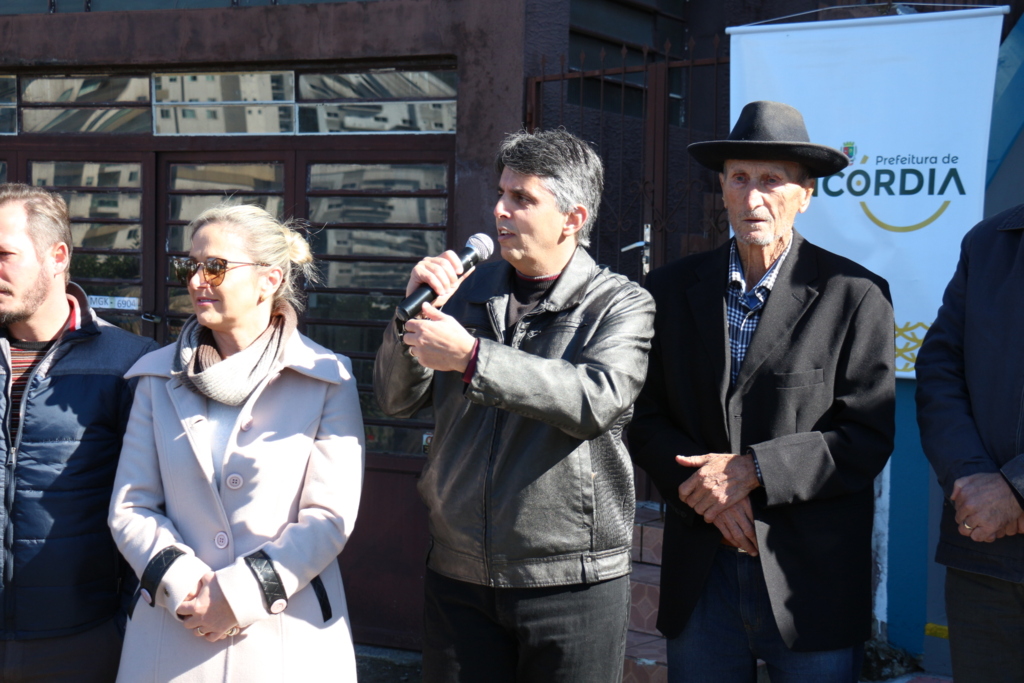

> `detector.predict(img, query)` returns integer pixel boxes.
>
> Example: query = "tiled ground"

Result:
[626,507,669,682]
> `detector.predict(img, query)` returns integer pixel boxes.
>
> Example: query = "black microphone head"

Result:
[466,233,494,261]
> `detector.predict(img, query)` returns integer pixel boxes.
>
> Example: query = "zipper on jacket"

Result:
[482,307,543,586]
[3,335,75,632]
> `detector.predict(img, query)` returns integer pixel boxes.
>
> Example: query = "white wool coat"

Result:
[109,332,364,683]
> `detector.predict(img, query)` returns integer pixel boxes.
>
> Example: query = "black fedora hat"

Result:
[688,101,849,178]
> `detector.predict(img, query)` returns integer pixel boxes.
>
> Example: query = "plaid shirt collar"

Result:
[727,237,792,308]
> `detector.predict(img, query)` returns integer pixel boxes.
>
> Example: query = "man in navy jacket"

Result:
[917,203,1024,683]
[0,184,157,681]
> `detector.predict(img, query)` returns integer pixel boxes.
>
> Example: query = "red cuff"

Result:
[462,339,480,383]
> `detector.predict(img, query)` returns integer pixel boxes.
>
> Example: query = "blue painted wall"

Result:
[886,378,932,655]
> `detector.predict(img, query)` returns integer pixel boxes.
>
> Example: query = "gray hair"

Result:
[188,204,319,312]
[494,129,604,248]
[0,183,73,283]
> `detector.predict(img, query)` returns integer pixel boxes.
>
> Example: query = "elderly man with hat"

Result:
[628,101,896,682]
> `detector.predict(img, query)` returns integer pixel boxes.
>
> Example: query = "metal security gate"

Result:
[526,38,731,284]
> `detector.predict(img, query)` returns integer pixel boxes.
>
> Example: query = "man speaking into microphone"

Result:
[374,129,655,683]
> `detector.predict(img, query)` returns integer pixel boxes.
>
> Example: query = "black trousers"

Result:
[422,568,630,683]
[0,618,122,683]
[946,566,1024,683]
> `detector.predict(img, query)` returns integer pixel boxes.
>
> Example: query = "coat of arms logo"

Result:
[842,141,857,163]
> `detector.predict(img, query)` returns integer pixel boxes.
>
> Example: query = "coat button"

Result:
[214,532,229,549]
[270,599,287,614]
[225,473,243,490]
[140,588,153,605]
[240,416,253,432]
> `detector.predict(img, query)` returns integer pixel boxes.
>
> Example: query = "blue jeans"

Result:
[422,568,630,683]
[667,547,863,683]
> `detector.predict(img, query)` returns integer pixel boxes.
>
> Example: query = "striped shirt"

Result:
[726,238,792,385]
[6,295,80,440]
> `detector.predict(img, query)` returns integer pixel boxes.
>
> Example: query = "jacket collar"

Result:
[995,204,1024,231]
[462,246,597,312]
[731,230,820,392]
[65,282,101,338]
[683,230,821,426]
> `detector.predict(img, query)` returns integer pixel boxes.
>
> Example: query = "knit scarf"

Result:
[173,302,297,406]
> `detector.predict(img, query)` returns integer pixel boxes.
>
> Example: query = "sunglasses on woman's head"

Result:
[171,256,270,287]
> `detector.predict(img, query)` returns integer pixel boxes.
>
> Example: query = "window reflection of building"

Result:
[301,101,456,133]
[154,73,294,134]
[308,163,448,289]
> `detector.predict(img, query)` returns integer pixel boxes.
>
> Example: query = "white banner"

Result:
[729,7,1007,376]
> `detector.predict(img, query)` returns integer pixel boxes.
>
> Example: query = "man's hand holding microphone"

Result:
[399,234,493,373]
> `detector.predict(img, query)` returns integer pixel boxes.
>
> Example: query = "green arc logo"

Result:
[859,200,951,233]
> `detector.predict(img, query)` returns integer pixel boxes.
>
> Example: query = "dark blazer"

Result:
[628,231,895,651]
[916,203,1024,582]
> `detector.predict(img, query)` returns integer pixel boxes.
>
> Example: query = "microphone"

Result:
[395,233,495,323]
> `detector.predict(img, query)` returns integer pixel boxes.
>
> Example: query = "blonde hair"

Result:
[188,204,319,311]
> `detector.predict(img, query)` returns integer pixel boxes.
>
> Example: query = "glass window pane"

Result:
[311,228,445,258]
[304,323,386,355]
[364,424,430,457]
[0,108,14,135]
[350,357,375,386]
[81,284,142,311]
[570,0,655,50]
[71,223,142,250]
[170,163,284,192]
[166,225,191,253]
[22,108,152,134]
[70,253,141,280]
[320,261,411,290]
[359,391,433,422]
[21,77,151,104]
[306,292,402,322]
[308,196,446,225]
[0,77,15,104]
[0,162,7,184]
[94,312,142,336]
[154,72,295,103]
[297,102,455,134]
[169,194,284,222]
[154,105,293,135]
[167,286,192,313]
[298,72,457,101]
[167,317,184,342]
[32,162,142,188]
[309,163,447,191]
[60,192,142,220]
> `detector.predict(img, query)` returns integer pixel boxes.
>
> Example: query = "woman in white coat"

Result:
[109,204,364,682]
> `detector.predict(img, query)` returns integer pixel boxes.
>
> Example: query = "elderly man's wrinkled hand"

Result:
[713,497,759,556]
[676,452,760,523]
[951,472,1024,543]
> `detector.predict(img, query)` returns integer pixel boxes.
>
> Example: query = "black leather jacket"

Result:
[374,248,655,588]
